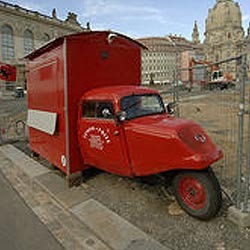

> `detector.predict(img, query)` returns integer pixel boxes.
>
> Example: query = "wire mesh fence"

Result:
[175,54,250,211]
[0,82,27,145]
[155,54,250,212]
[0,114,27,145]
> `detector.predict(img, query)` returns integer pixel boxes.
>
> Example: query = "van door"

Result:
[78,100,131,176]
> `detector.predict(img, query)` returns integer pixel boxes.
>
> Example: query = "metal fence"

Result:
[1,56,250,213]
[0,82,19,98]
[235,55,250,212]
[0,114,27,145]
[0,82,27,145]
[157,54,250,212]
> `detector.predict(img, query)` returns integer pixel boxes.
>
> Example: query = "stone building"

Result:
[0,0,84,86]
[137,35,204,85]
[203,0,247,78]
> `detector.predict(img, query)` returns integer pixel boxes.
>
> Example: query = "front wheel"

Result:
[173,167,222,220]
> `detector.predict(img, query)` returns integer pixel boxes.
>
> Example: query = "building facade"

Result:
[0,0,84,85]
[140,0,250,83]
[137,35,204,85]
[204,0,249,78]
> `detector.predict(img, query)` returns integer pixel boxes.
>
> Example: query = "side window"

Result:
[82,102,96,118]
[82,101,114,119]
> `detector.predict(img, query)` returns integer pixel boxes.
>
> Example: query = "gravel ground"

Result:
[2,94,250,250]
[84,171,250,250]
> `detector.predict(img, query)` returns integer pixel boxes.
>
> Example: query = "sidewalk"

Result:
[0,170,64,250]
[0,144,169,250]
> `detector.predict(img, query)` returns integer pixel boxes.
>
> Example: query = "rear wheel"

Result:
[173,167,222,220]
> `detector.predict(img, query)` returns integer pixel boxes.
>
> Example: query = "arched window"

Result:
[1,24,15,60]
[24,29,34,55]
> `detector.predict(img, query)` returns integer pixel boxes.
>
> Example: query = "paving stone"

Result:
[124,238,169,250]
[71,199,169,250]
[0,147,112,250]
[56,188,90,208]
[0,144,50,178]
[37,172,69,194]
[228,206,250,228]
[1,146,169,250]
[47,219,63,232]
[38,171,91,208]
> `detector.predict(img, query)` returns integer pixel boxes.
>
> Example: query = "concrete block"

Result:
[0,144,50,178]
[228,205,250,228]
[38,172,69,194]
[71,199,169,250]
[38,172,90,208]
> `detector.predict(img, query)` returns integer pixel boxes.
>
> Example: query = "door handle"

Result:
[113,131,119,136]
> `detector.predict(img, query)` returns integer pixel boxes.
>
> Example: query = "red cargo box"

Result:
[26,31,145,177]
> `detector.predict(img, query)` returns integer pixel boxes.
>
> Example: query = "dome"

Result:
[206,0,242,32]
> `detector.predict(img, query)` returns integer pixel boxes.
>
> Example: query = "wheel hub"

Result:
[179,176,206,210]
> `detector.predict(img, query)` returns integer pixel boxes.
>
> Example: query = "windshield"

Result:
[120,94,165,120]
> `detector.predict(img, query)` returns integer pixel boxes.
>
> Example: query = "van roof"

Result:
[25,31,147,60]
[81,85,159,101]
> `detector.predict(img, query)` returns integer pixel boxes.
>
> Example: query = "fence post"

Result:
[173,69,177,104]
[236,54,246,209]
[175,67,180,117]
[244,53,250,212]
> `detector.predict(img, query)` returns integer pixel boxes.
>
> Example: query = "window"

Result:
[24,29,34,55]
[120,94,165,120]
[82,102,96,118]
[2,24,15,60]
[82,101,114,119]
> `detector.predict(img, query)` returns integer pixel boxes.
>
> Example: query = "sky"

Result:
[5,0,250,41]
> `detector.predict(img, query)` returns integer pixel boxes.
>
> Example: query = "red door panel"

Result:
[78,118,131,176]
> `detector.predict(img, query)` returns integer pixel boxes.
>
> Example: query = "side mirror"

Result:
[165,102,176,115]
[116,111,127,122]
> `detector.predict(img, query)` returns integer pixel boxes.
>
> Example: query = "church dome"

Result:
[206,0,242,32]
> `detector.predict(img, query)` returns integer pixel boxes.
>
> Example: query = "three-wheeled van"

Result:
[26,31,222,219]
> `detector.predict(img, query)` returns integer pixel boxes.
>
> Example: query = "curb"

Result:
[228,206,250,228]
[0,144,170,250]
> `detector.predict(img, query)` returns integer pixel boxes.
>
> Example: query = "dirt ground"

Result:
[2,91,250,250]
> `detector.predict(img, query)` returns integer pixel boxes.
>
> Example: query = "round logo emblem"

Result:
[194,134,206,143]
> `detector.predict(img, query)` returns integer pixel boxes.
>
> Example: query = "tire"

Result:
[173,167,222,220]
